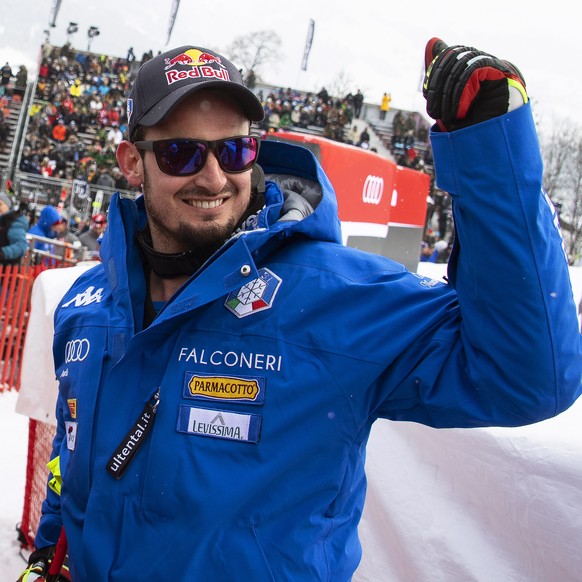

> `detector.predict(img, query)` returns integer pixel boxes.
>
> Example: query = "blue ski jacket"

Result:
[36,104,581,581]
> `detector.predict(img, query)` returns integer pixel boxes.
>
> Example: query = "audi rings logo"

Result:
[65,339,91,363]
[362,175,384,205]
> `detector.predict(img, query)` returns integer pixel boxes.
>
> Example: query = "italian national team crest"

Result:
[225,268,282,318]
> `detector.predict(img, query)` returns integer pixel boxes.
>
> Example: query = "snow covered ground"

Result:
[0,389,31,579]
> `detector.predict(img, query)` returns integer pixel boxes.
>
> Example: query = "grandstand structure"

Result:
[0,43,140,225]
[0,42,434,230]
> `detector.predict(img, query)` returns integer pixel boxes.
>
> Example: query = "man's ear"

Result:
[116,141,144,187]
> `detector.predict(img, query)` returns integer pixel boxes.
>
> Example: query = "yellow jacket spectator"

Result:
[70,79,83,98]
[380,92,391,120]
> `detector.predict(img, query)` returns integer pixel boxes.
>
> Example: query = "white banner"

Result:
[301,19,315,71]
[166,0,181,46]
[48,0,62,27]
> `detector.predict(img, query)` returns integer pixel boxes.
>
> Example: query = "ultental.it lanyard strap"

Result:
[106,388,160,479]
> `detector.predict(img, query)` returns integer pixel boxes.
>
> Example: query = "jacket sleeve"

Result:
[33,393,67,549]
[425,103,581,424]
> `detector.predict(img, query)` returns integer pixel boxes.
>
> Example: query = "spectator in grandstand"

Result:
[107,123,123,146]
[51,118,67,142]
[266,102,280,131]
[391,109,405,151]
[111,166,130,190]
[38,59,49,80]
[26,205,66,265]
[39,156,57,178]
[1,62,12,88]
[19,151,42,174]
[141,49,154,62]
[69,78,82,98]
[419,239,448,263]
[317,86,329,103]
[21,40,582,582]
[53,212,84,262]
[27,205,61,239]
[353,88,364,119]
[0,107,8,144]
[396,145,424,170]
[419,240,438,262]
[91,164,116,189]
[323,100,347,142]
[379,92,391,120]
[15,64,27,93]
[0,191,28,266]
[78,213,107,257]
[358,126,371,148]
[245,69,256,89]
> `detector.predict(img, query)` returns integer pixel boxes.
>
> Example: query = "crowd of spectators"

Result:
[18,48,383,189]
[9,41,449,263]
[257,86,374,147]
[19,43,139,189]
[0,58,29,155]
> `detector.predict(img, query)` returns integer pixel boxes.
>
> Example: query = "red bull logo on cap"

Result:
[164,49,230,85]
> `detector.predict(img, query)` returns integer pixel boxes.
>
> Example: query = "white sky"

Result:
[0,0,579,132]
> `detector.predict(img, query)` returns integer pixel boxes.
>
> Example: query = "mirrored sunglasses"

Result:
[134,136,260,176]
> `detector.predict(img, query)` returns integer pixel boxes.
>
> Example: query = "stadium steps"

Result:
[0,96,24,170]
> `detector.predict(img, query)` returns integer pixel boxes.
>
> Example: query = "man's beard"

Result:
[143,169,239,256]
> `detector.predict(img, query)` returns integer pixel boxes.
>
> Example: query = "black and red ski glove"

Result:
[17,545,71,582]
[422,38,528,131]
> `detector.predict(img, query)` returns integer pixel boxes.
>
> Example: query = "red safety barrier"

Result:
[0,260,76,548]
[19,419,56,549]
[0,264,45,392]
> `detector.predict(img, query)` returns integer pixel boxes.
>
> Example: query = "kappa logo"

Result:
[225,268,282,318]
[62,286,104,308]
[411,272,440,288]
[65,339,90,363]
[362,175,384,205]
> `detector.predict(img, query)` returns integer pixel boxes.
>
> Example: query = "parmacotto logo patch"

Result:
[177,405,261,443]
[184,372,265,405]
[225,268,282,318]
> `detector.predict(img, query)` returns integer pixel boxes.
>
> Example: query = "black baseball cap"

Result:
[126,45,264,141]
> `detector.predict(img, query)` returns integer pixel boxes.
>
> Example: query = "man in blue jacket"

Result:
[20,39,581,581]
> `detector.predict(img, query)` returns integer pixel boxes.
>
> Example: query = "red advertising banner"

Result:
[391,166,430,228]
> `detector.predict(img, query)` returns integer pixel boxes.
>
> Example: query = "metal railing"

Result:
[15,171,139,220]
[24,233,96,267]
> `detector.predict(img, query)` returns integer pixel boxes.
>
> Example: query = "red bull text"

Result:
[166,65,231,85]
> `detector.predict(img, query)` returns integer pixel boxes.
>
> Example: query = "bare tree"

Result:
[326,71,356,102]
[225,31,282,83]
[541,121,582,262]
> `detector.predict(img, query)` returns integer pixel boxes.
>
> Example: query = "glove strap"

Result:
[507,78,528,111]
